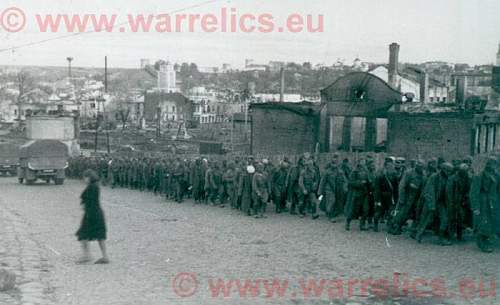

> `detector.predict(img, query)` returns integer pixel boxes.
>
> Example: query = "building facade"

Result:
[144,91,193,124]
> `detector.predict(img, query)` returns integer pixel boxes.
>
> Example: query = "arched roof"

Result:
[320,72,402,117]
[321,72,401,104]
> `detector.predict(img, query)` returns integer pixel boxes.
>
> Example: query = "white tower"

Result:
[157,61,177,92]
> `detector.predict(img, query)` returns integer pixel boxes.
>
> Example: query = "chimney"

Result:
[496,42,500,66]
[388,43,400,89]
[456,75,468,108]
[419,71,429,103]
[492,66,500,94]
[279,67,285,102]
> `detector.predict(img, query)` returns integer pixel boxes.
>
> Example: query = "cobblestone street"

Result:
[0,177,498,305]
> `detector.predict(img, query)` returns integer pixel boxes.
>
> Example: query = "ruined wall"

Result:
[251,108,319,155]
[387,113,474,160]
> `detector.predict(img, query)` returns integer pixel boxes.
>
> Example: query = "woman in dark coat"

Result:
[76,169,109,264]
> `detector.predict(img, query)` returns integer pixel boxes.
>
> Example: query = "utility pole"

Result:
[94,96,99,153]
[104,56,110,153]
[156,105,161,138]
[230,112,234,152]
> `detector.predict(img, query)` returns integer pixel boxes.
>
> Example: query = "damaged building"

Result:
[250,43,500,160]
[388,65,500,159]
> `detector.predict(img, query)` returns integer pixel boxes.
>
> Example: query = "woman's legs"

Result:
[95,240,110,264]
[76,241,91,263]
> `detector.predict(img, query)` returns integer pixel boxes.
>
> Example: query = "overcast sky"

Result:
[0,0,499,69]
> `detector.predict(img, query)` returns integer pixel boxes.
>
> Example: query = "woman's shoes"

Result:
[94,258,110,264]
[75,256,92,264]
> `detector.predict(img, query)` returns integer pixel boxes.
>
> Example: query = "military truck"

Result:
[18,139,69,185]
[0,143,19,176]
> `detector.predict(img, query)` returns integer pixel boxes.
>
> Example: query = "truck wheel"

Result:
[18,178,24,184]
[55,178,64,185]
[26,179,35,185]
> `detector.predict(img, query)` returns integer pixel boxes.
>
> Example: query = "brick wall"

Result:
[387,113,474,160]
[251,108,319,155]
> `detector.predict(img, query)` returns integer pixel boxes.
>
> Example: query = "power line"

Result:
[0,0,221,54]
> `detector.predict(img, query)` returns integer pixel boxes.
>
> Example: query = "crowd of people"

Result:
[67,152,499,253]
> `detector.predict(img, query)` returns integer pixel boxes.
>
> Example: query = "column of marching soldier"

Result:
[66,152,499,253]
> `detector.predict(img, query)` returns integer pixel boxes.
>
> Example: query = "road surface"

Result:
[0,177,498,305]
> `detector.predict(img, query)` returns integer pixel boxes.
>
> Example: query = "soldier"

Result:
[341,158,352,180]
[344,160,370,231]
[139,158,148,191]
[190,158,205,203]
[332,155,348,214]
[390,159,426,235]
[373,158,399,232]
[298,159,320,219]
[232,158,243,209]
[427,158,438,175]
[318,162,345,222]
[239,163,255,216]
[469,157,498,253]
[164,160,173,199]
[172,159,186,203]
[252,163,269,218]
[263,159,274,200]
[271,159,289,213]
[365,156,377,227]
[287,157,305,215]
[152,159,163,195]
[395,157,406,180]
[109,158,119,188]
[222,162,236,208]
[415,162,454,245]
[446,163,471,242]
[98,157,108,186]
[206,161,223,205]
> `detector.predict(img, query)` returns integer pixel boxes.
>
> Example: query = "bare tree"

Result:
[16,71,35,120]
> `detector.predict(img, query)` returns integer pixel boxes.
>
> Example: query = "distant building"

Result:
[144,91,193,124]
[370,66,448,103]
[253,93,305,103]
[126,93,145,125]
[352,58,369,72]
[221,63,232,72]
[198,66,219,74]
[450,71,492,102]
[243,59,268,72]
[268,61,285,72]
[140,59,151,69]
